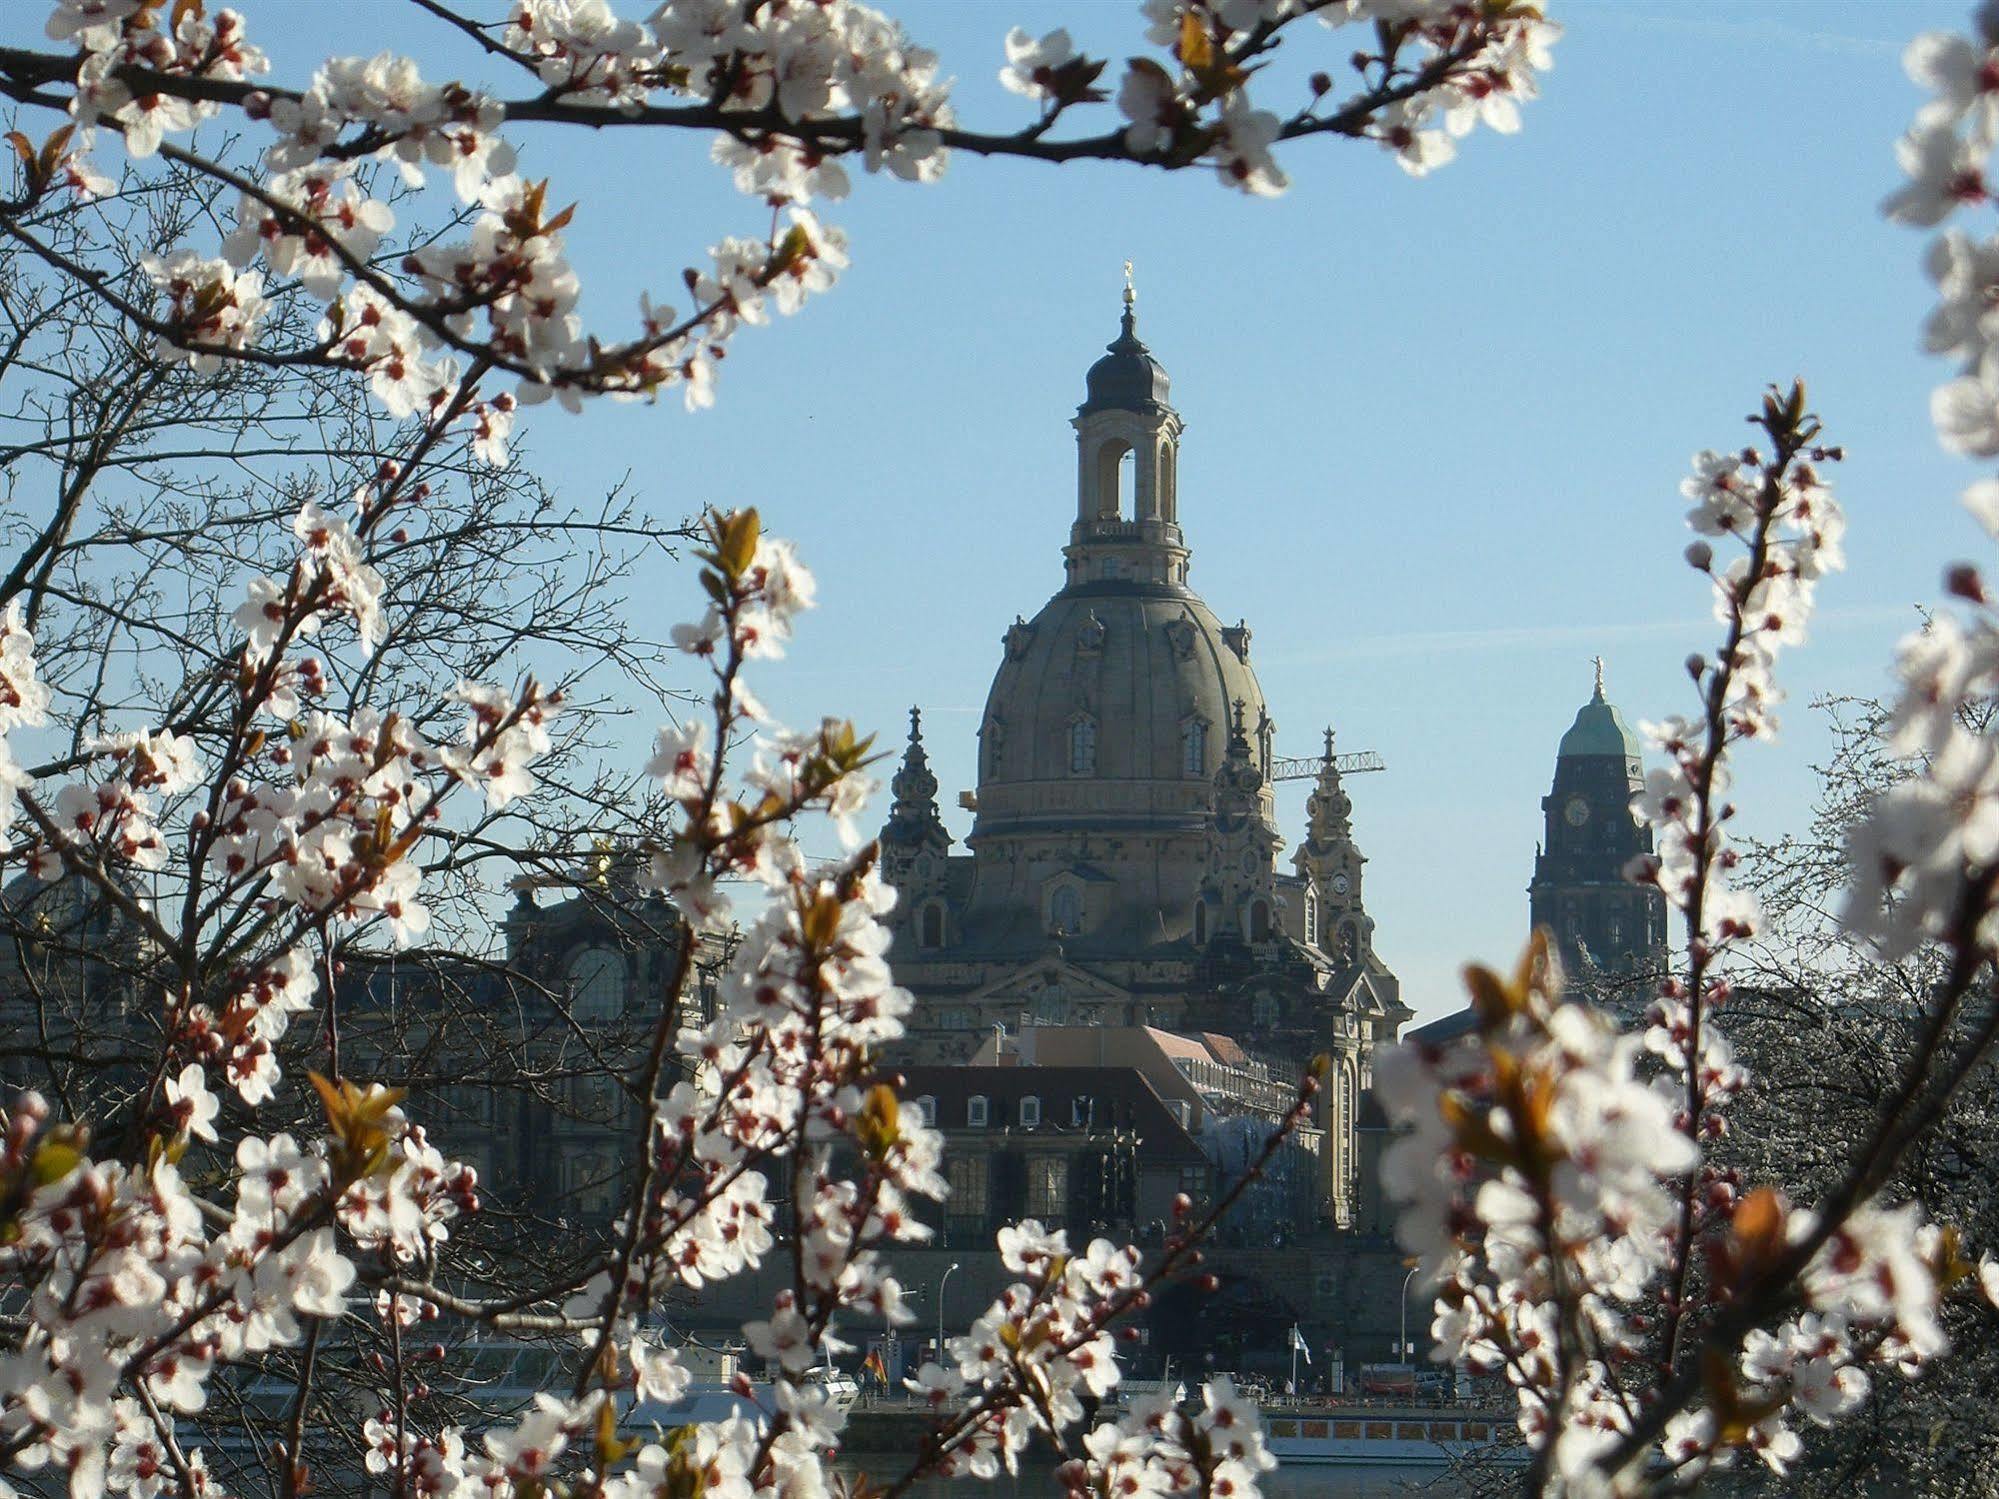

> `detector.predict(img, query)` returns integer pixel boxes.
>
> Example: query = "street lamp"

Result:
[938,1262,961,1365]
[1399,1264,1419,1362]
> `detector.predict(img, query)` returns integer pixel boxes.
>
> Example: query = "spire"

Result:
[882,703,948,852]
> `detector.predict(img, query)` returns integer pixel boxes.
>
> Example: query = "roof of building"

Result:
[894,1063,1206,1160]
[1198,1031,1249,1066]
[1141,1026,1213,1063]
[1080,302,1172,415]
[1558,674,1642,761]
[1404,1007,1480,1046]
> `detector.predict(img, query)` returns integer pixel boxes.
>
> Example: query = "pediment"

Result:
[965,957,1131,1007]
[1325,966,1391,1016]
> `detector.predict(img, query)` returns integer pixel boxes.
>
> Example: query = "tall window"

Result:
[947,1155,989,1213]
[920,902,945,948]
[1050,885,1082,936]
[1193,900,1208,945]
[1069,717,1097,775]
[567,946,625,1022]
[1250,900,1272,942]
[1026,1156,1067,1219]
[1182,719,1207,777]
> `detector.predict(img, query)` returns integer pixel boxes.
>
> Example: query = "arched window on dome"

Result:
[1069,716,1097,776]
[1158,442,1177,522]
[1093,438,1133,520]
[567,946,625,1022]
[1181,718,1208,777]
[919,901,946,949]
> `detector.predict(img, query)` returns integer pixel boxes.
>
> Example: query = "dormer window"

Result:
[914,1096,937,1127]
[1050,885,1083,936]
[1019,1096,1042,1128]
[1181,717,1208,777]
[1069,716,1097,775]
[968,1095,989,1127]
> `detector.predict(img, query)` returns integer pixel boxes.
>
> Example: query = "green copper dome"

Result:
[1558,680,1642,761]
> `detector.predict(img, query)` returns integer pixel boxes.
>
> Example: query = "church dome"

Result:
[973,586,1269,839]
[1080,303,1172,415]
[1558,676,1642,761]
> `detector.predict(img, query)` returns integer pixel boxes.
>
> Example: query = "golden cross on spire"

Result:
[1122,259,1135,310]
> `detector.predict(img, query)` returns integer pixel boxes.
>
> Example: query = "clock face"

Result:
[1564,796,1591,827]
[1331,873,1350,896]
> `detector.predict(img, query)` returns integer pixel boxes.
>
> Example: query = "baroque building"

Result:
[876,291,1408,1224]
[1527,661,1669,985]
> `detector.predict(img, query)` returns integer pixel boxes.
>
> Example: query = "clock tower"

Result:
[1528,661,1668,990]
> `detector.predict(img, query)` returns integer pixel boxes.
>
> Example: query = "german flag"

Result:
[863,1346,888,1385]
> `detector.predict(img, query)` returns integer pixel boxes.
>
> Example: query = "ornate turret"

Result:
[881,707,953,951]
[1196,700,1282,946]
[1292,728,1376,967]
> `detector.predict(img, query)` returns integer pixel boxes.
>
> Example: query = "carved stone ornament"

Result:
[1005,615,1036,660]
[1077,610,1107,653]
[1164,614,1196,661]
[1221,620,1252,662]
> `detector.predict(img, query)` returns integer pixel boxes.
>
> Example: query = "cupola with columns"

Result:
[1064,267,1189,590]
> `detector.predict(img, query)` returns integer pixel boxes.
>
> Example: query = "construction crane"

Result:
[1268,728,1386,784]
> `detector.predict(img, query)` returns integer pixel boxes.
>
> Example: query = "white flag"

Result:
[1290,1325,1311,1364]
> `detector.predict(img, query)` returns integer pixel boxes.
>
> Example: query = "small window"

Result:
[968,1095,989,1127]
[1182,719,1207,777]
[1100,556,1122,580]
[1020,1096,1041,1128]
[919,903,945,948]
[1050,885,1082,936]
[1069,718,1097,775]
[914,1095,937,1127]
[1071,1096,1093,1128]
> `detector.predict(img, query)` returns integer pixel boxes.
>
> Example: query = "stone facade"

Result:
[877,296,1409,1225]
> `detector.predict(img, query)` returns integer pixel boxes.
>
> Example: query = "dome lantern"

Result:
[1066,269,1188,590]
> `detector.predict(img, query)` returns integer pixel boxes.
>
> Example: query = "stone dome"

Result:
[972,580,1271,841]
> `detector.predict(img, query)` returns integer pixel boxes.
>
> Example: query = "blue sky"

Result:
[263,1,1975,1020]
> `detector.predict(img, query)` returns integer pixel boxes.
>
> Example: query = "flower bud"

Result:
[1946,562,1987,603]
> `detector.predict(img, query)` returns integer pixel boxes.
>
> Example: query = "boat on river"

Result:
[1258,1404,1527,1467]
